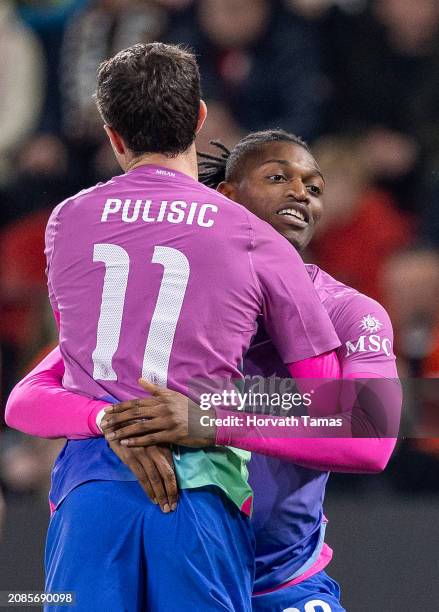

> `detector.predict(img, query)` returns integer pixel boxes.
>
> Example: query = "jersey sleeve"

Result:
[248,216,340,363]
[334,295,398,378]
[215,419,397,472]
[5,347,108,439]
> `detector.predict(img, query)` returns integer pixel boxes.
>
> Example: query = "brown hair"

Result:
[95,42,201,156]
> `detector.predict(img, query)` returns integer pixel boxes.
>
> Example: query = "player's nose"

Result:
[286,179,308,202]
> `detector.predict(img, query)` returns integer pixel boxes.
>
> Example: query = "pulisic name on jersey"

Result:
[101,198,218,227]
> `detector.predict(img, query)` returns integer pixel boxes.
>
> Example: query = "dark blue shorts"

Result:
[252,571,345,612]
[45,481,254,611]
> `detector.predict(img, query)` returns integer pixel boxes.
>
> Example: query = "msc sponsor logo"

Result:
[360,314,383,333]
[345,335,392,357]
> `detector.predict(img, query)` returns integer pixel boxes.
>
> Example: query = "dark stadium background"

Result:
[1,1,439,610]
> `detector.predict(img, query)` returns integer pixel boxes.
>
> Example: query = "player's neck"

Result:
[125,146,198,181]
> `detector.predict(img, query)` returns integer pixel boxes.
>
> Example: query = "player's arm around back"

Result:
[5,346,107,439]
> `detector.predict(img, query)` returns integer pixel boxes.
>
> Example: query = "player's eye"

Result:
[267,174,287,182]
[307,185,322,196]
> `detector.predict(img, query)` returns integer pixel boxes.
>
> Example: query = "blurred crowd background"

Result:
[1,0,439,580]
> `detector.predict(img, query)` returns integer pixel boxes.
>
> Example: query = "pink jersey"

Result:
[44,164,340,509]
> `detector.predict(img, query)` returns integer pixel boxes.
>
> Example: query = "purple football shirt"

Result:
[45,165,340,507]
[247,264,398,591]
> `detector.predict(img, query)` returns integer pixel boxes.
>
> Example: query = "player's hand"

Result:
[107,440,178,513]
[101,379,216,448]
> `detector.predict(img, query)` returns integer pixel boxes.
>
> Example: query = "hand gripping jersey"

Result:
[247,264,399,592]
[44,165,339,512]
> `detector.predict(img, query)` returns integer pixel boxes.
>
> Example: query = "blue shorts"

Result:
[251,571,345,612]
[45,481,254,611]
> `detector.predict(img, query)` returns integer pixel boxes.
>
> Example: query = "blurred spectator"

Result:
[324,0,439,210]
[3,133,78,229]
[56,0,171,182]
[16,0,89,137]
[17,0,89,31]
[156,0,194,10]
[0,1,45,191]
[195,101,244,156]
[0,210,54,402]
[61,0,167,146]
[18,134,68,179]
[420,172,439,251]
[310,136,412,302]
[168,0,325,140]
[380,248,439,489]
[1,437,64,495]
[285,0,329,19]
[285,0,366,20]
[380,249,439,365]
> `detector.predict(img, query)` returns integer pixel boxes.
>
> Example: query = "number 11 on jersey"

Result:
[92,243,190,385]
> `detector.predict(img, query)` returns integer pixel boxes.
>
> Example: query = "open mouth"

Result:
[276,203,309,227]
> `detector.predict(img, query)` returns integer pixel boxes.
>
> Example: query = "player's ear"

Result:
[195,100,207,135]
[217,181,237,201]
[104,125,126,156]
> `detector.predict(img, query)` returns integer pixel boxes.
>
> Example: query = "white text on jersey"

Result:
[345,334,392,357]
[101,198,218,227]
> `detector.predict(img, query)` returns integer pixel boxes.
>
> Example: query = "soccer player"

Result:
[6,47,342,611]
[7,130,401,611]
[81,131,402,611]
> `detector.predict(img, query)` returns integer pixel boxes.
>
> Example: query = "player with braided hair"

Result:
[198,131,310,188]
[95,130,400,611]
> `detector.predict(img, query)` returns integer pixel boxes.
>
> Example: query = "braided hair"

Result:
[198,129,310,189]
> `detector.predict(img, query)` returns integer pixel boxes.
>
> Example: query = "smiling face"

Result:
[220,141,325,251]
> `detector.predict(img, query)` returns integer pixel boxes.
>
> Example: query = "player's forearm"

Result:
[216,422,396,473]
[5,347,107,439]
[287,437,397,473]
[215,409,397,472]
[215,370,401,473]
